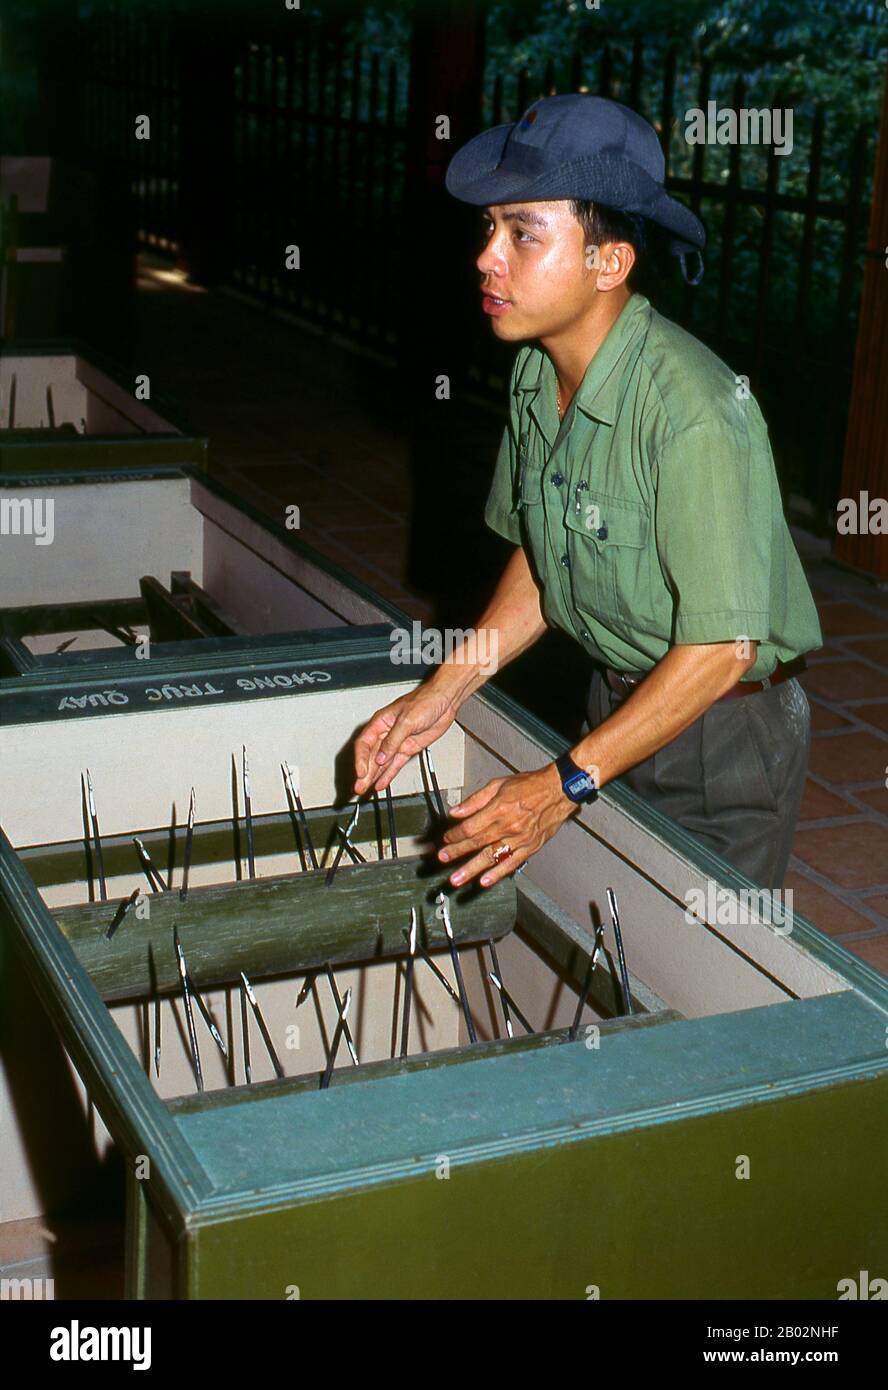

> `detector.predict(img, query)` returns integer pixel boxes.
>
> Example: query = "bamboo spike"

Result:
[437,892,477,1043]
[320,986,352,1089]
[399,909,417,1058]
[241,971,284,1078]
[85,769,107,901]
[179,788,195,901]
[488,971,534,1036]
[606,887,633,1016]
[568,921,606,1043]
[174,926,203,1092]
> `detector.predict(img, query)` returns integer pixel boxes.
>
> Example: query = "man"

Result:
[353,94,822,892]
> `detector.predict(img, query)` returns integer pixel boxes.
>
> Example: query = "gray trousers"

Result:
[584,671,811,890]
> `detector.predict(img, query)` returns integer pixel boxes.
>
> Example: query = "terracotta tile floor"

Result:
[134,256,888,977]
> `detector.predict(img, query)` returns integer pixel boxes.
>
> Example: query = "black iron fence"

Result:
[76,5,875,526]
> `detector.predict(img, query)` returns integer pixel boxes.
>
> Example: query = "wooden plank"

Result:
[53,856,517,1001]
[166,1010,683,1113]
[139,575,211,641]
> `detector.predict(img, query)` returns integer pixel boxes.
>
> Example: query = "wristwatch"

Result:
[555,750,599,805]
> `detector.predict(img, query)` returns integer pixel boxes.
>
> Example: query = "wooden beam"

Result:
[53,857,516,1001]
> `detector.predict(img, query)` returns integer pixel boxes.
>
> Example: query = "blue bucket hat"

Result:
[445,93,706,285]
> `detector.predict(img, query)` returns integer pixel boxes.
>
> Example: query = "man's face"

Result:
[476,201,597,341]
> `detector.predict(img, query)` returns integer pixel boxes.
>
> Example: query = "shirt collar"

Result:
[516,292,651,433]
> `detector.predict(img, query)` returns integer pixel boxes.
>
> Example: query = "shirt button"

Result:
[581,628,591,640]
[560,553,569,568]
[551,472,564,486]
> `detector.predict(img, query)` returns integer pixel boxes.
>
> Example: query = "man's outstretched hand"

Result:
[353,687,459,796]
[438,764,575,888]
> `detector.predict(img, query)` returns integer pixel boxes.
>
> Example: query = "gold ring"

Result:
[491,842,513,865]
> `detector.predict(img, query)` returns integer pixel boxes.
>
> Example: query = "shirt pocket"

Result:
[563,492,655,640]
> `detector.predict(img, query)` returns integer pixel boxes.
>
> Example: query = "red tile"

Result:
[853,703,888,735]
[844,637,888,667]
[808,731,888,784]
[817,603,888,637]
[791,820,888,889]
[802,661,888,702]
[851,785,888,817]
[808,700,854,732]
[783,871,881,936]
[843,934,888,978]
[797,780,858,821]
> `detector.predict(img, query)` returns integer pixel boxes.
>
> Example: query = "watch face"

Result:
[566,771,594,798]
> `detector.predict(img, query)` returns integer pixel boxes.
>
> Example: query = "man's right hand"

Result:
[353,686,460,796]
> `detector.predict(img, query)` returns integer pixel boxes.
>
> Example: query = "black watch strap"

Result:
[555,751,599,805]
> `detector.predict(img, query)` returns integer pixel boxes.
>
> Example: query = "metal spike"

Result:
[424,745,448,822]
[240,976,252,1084]
[243,746,255,878]
[105,887,140,941]
[406,933,460,1004]
[488,941,513,1038]
[488,971,534,1036]
[385,785,398,857]
[372,791,384,860]
[399,909,417,1058]
[193,989,228,1062]
[173,926,203,1092]
[325,964,358,1066]
[240,971,284,1078]
[568,921,606,1042]
[437,892,476,1043]
[179,788,195,901]
[154,993,161,1078]
[133,836,167,893]
[320,986,352,1089]
[85,769,107,901]
[282,762,319,871]
[606,887,633,1016]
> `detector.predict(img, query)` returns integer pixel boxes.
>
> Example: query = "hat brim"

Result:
[446,127,705,253]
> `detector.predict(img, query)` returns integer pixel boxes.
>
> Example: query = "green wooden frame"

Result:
[0,340,207,473]
[2,632,888,1298]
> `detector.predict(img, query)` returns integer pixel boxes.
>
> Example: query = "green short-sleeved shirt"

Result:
[484,291,822,681]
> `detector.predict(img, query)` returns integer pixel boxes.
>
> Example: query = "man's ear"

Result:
[596,240,636,292]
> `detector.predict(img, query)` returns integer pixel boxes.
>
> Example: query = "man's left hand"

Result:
[438,764,575,888]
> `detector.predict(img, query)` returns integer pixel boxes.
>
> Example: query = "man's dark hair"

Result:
[569,199,650,285]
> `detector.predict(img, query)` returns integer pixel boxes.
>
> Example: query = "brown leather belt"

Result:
[603,654,807,701]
